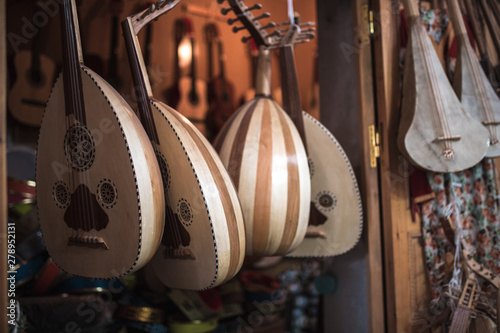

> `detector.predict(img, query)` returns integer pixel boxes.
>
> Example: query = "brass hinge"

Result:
[369,124,380,168]
[361,4,375,38]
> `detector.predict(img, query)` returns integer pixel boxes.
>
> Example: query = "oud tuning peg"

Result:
[242,36,252,43]
[228,17,240,25]
[245,3,262,12]
[232,25,246,33]
[260,22,276,30]
[253,12,270,21]
[221,7,233,15]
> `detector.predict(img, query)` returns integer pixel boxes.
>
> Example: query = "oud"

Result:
[122,0,245,290]
[36,0,165,278]
[215,0,310,256]
[446,0,500,157]
[276,22,363,257]
[398,0,489,172]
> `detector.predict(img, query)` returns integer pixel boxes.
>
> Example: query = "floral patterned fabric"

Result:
[420,8,449,44]
[421,159,500,314]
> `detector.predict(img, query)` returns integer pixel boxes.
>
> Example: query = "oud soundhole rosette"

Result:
[177,198,193,227]
[155,151,171,191]
[314,191,337,213]
[64,124,96,172]
[52,181,70,208]
[97,179,117,209]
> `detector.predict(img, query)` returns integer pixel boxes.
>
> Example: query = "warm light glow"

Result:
[178,36,192,69]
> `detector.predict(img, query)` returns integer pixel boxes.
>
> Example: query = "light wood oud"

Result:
[446,0,500,157]
[276,25,363,257]
[398,0,489,172]
[122,0,245,290]
[36,0,165,278]
[214,45,310,256]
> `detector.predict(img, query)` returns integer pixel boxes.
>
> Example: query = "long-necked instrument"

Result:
[122,0,245,290]
[214,0,310,256]
[36,0,165,278]
[275,18,363,257]
[446,0,500,157]
[398,0,489,172]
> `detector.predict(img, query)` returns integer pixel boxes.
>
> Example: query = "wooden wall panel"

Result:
[1,0,7,330]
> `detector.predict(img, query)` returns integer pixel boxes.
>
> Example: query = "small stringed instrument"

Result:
[446,0,500,157]
[204,22,237,140]
[398,0,489,172]
[172,18,209,136]
[122,0,245,290]
[8,3,56,127]
[36,0,165,278]
[215,0,310,256]
[275,12,363,257]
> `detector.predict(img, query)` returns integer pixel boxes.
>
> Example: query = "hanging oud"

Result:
[215,0,310,256]
[36,0,165,278]
[446,0,500,157]
[398,0,489,172]
[122,0,245,290]
[275,20,363,257]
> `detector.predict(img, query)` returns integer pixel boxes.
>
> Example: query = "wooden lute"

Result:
[8,3,56,127]
[398,0,489,172]
[276,20,363,257]
[215,0,310,256]
[122,0,245,290]
[36,0,165,278]
[446,0,500,157]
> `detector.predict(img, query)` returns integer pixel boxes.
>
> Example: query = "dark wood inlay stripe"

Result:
[276,106,301,254]
[227,98,261,190]
[158,102,241,283]
[252,100,273,254]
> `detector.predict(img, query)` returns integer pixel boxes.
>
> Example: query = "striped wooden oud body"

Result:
[446,0,500,157]
[214,96,310,256]
[398,0,489,172]
[37,50,164,280]
[122,2,245,290]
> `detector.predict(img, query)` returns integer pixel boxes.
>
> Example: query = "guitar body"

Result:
[36,66,164,278]
[148,99,245,290]
[214,97,310,256]
[287,112,362,257]
[8,50,56,126]
[397,13,489,172]
[206,77,236,137]
[176,77,208,135]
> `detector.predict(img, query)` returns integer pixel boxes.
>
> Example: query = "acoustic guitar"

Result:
[36,0,165,279]
[446,0,500,157]
[165,18,209,136]
[204,22,237,140]
[239,38,259,105]
[398,0,489,173]
[122,0,245,290]
[215,0,311,256]
[8,3,56,127]
[275,21,363,257]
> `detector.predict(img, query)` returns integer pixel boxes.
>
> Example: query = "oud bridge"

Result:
[68,235,109,250]
[432,135,461,143]
[482,120,500,126]
[163,247,196,260]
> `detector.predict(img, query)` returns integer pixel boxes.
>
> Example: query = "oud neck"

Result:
[60,0,86,124]
[447,0,468,42]
[279,43,307,151]
[122,17,159,144]
[255,46,271,97]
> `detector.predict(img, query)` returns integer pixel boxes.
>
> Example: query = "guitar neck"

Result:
[279,44,308,152]
[60,0,86,124]
[122,17,159,144]
[218,40,226,79]
[255,46,271,97]
[190,37,197,90]
[207,39,214,80]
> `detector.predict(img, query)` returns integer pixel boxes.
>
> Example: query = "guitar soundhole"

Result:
[27,69,45,87]
[52,181,70,209]
[97,179,117,209]
[308,157,315,178]
[177,198,193,227]
[155,151,171,191]
[314,191,337,213]
[64,124,96,172]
